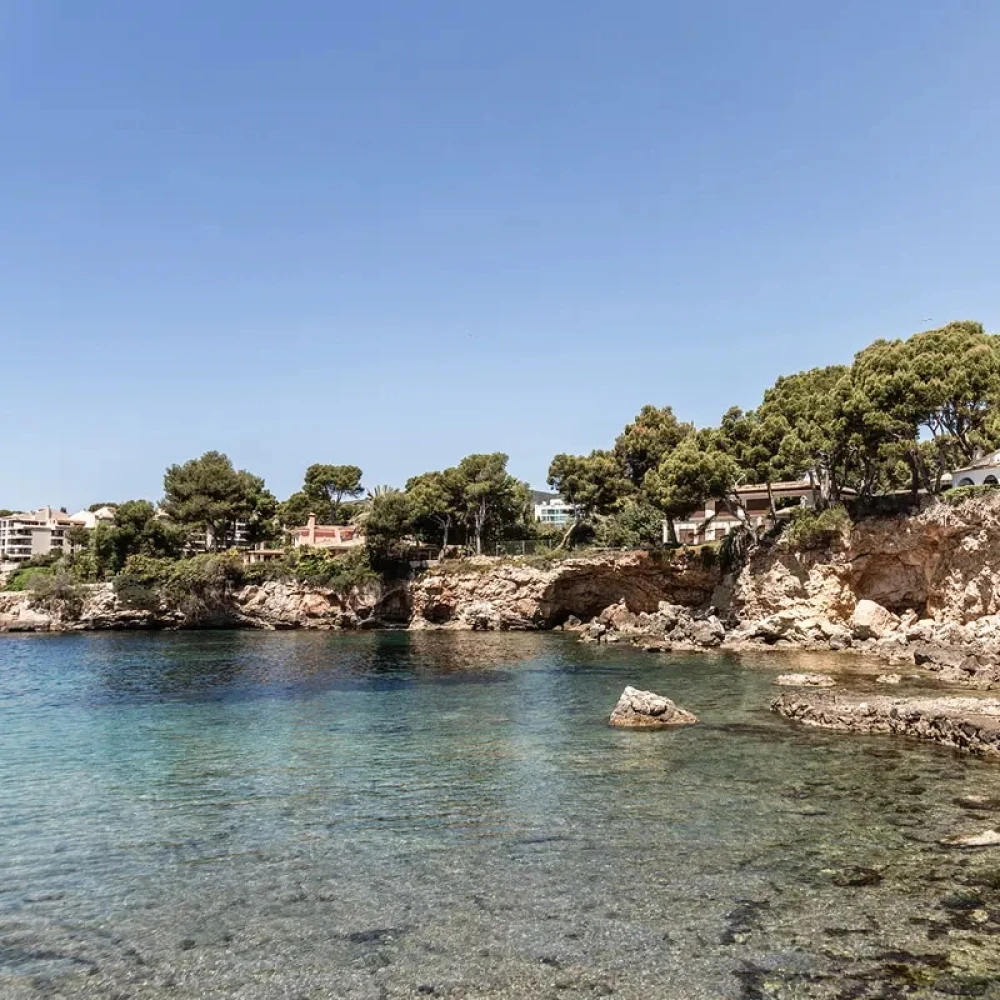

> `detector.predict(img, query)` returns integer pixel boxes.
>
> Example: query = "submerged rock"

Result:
[955,795,1000,811]
[609,686,698,729]
[940,829,1000,848]
[774,673,836,688]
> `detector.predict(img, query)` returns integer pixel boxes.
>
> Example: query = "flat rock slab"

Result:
[772,692,1000,757]
[775,673,836,688]
[609,686,698,728]
[940,829,1000,848]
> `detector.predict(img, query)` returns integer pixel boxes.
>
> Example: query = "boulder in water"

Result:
[609,686,698,728]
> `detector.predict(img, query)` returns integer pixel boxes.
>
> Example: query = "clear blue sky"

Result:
[3,1,999,510]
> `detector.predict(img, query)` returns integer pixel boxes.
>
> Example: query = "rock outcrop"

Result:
[608,686,698,728]
[408,551,717,631]
[772,691,1000,757]
[0,580,408,632]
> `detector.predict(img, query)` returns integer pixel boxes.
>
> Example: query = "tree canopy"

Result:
[162,451,276,550]
[614,405,694,489]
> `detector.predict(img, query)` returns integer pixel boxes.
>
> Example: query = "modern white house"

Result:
[951,450,1000,487]
[532,492,576,526]
[667,480,857,545]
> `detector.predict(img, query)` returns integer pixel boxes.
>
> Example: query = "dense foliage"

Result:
[540,320,1000,547]
[163,451,277,549]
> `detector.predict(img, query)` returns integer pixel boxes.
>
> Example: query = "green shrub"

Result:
[113,574,161,612]
[594,501,663,549]
[121,554,175,586]
[719,527,751,574]
[944,483,999,506]
[698,544,718,569]
[5,565,55,591]
[784,504,851,551]
[245,547,379,593]
[29,570,84,617]
[161,553,246,616]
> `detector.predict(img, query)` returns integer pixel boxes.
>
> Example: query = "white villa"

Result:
[68,506,117,530]
[951,450,1000,487]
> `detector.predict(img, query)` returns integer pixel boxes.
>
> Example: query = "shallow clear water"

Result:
[4,632,1000,998]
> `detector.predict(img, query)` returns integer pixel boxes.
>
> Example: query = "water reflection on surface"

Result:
[3,631,1000,998]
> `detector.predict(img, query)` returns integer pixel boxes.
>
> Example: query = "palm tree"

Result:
[350,486,399,527]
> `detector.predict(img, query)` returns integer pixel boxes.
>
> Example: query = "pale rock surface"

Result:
[608,686,698,728]
[849,600,900,640]
[875,673,902,685]
[774,673,836,688]
[940,829,1000,848]
[408,551,717,631]
[772,692,1000,757]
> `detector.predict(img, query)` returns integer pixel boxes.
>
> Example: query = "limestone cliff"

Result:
[728,494,1000,626]
[407,550,718,630]
[6,495,1000,654]
[0,579,408,632]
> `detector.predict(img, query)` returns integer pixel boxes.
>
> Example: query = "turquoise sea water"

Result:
[4,631,1000,999]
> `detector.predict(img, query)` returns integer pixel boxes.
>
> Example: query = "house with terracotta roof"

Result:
[290,514,364,551]
[243,515,365,565]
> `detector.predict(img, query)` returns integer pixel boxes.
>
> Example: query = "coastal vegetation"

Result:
[5,320,1000,605]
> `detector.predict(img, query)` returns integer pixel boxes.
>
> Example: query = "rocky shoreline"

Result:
[771,690,1000,758]
[7,494,1000,695]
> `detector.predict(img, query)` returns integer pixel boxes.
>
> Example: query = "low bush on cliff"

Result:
[784,504,851,551]
[29,570,84,618]
[116,553,246,618]
[244,547,380,593]
[943,483,999,506]
[113,574,162,612]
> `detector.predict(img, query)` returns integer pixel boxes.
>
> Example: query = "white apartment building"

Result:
[0,507,81,567]
[186,520,252,552]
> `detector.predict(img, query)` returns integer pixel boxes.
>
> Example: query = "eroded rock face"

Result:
[408,552,718,631]
[609,686,698,728]
[731,494,1000,626]
[0,580,406,632]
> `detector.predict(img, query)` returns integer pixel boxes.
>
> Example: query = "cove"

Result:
[3,630,1000,999]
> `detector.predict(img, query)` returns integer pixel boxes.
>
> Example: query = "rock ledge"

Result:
[772,692,1000,757]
